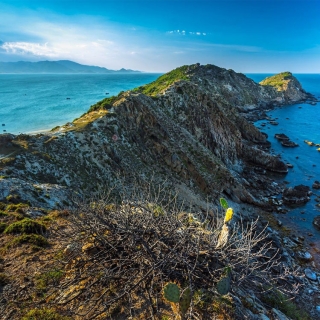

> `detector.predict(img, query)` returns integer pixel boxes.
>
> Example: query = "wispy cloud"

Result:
[1,41,61,57]
[167,30,207,36]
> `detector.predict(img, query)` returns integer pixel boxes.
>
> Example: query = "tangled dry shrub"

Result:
[28,181,298,320]
[0,181,300,319]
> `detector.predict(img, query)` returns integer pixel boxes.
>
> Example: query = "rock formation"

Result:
[0,63,313,211]
[1,63,319,320]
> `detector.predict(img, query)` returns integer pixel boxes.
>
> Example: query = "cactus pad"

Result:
[163,283,180,303]
[179,287,192,315]
[216,275,231,295]
[220,198,229,210]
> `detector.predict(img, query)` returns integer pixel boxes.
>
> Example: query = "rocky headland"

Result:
[0,63,319,319]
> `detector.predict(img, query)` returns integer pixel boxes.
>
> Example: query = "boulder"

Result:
[275,133,290,141]
[282,185,311,205]
[313,215,320,230]
[304,268,317,281]
[297,251,312,261]
[281,140,298,147]
[312,181,320,189]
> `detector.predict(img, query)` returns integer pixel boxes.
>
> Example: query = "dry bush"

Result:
[37,180,299,319]
[0,180,300,319]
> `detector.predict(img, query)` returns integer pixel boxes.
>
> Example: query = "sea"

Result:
[0,72,320,243]
[0,73,161,134]
[247,74,320,251]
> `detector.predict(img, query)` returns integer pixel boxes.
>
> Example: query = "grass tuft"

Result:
[5,234,48,249]
[22,308,72,320]
[4,218,46,234]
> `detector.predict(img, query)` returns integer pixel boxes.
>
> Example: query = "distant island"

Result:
[0,60,141,74]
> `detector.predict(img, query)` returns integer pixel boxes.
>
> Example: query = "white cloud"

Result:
[1,41,61,57]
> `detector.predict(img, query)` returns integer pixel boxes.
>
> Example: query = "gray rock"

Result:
[305,268,317,281]
[271,308,290,320]
[282,184,311,205]
[258,314,270,320]
[313,216,320,230]
[313,181,320,189]
[297,251,312,261]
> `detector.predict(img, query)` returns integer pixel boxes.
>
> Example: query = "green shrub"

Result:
[6,203,29,212]
[6,234,48,248]
[22,308,72,320]
[261,290,311,320]
[4,218,46,234]
[36,268,64,290]
[0,202,6,210]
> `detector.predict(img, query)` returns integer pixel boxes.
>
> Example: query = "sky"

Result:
[0,0,319,73]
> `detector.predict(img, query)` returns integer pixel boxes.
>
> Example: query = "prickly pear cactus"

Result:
[216,276,231,295]
[163,282,180,303]
[179,287,192,315]
[220,198,229,210]
[216,268,232,295]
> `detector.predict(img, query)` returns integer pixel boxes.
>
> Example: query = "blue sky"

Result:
[0,0,319,72]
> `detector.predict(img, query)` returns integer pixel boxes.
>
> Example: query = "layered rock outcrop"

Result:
[0,63,313,210]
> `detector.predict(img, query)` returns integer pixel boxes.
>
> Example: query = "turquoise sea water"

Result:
[247,74,320,241]
[0,73,161,134]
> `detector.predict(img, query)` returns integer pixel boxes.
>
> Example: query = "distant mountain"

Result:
[0,60,141,74]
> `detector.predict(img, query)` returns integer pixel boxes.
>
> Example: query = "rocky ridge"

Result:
[1,63,312,211]
[0,63,319,319]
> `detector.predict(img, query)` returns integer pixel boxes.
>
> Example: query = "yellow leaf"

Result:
[224,208,233,223]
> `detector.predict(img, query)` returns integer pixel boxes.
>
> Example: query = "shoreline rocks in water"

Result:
[313,215,320,230]
[274,133,298,147]
[282,184,312,205]
[275,133,290,140]
[281,140,298,147]
[312,181,320,189]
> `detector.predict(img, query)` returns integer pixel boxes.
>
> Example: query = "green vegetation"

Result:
[259,72,293,90]
[36,268,64,291]
[22,308,72,320]
[5,234,48,248]
[6,202,29,213]
[87,95,120,113]
[4,218,46,234]
[261,289,311,320]
[133,65,190,96]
